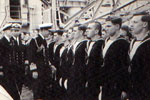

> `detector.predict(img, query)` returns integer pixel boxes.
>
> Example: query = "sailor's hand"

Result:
[64,79,68,90]
[32,72,38,79]
[98,86,102,100]
[25,60,29,64]
[121,91,128,100]
[51,65,56,73]
[59,78,62,87]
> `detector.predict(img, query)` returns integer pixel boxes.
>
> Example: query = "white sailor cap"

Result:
[39,23,53,29]
[59,25,64,29]
[11,23,21,28]
[0,23,12,32]
[22,22,30,28]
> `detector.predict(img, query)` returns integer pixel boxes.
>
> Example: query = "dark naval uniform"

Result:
[27,34,50,99]
[43,41,55,100]
[53,43,64,100]
[68,40,87,100]
[66,44,74,100]
[129,35,150,100]
[1,36,20,100]
[11,36,25,93]
[86,39,104,100]
[48,41,55,66]
[101,37,129,100]
[59,46,68,100]
[18,35,26,89]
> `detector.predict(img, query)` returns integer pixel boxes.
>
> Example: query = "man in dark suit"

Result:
[27,23,53,100]
[0,23,20,100]
[85,21,104,100]
[11,23,25,94]
[68,24,88,100]
[101,16,129,100]
[129,12,150,100]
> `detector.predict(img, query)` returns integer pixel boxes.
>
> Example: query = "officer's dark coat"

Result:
[101,38,129,100]
[0,36,20,100]
[14,36,26,92]
[10,37,18,66]
[18,35,26,66]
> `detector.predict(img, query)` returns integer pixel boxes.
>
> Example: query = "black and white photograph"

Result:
[0,0,150,100]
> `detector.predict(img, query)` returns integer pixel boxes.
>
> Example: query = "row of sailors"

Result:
[0,11,150,100]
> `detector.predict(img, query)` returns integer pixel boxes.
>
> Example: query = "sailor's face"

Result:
[53,33,59,41]
[130,16,143,36]
[11,29,20,36]
[24,34,30,41]
[62,33,68,42]
[74,29,82,39]
[42,29,49,37]
[47,33,53,40]
[22,27,29,34]
[105,21,117,36]
[21,33,25,40]
[86,23,95,38]
[68,32,74,40]
[73,27,78,34]
[5,30,12,37]
[120,29,127,36]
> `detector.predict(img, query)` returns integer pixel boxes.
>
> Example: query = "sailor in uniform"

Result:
[64,28,74,100]
[129,12,150,100]
[52,29,64,100]
[68,24,88,100]
[85,21,104,100]
[58,32,69,100]
[101,16,130,100]
[27,23,53,100]
[21,23,31,87]
[47,30,56,67]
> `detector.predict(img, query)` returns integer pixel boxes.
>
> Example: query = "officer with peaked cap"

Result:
[0,23,20,100]
[10,23,23,94]
[27,23,53,100]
